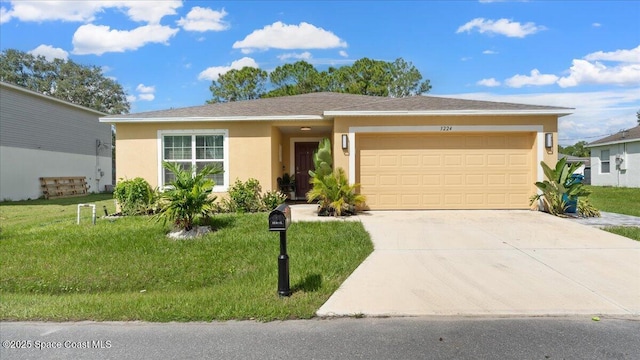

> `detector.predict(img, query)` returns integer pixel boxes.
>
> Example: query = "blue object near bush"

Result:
[563,174,584,213]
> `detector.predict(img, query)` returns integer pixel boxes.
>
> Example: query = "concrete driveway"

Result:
[315,210,640,317]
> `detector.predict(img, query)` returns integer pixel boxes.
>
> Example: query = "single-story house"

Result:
[587,125,640,188]
[0,81,113,201]
[102,92,572,210]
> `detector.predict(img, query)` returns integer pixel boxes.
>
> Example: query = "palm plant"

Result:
[307,168,366,216]
[155,162,222,231]
[530,158,591,216]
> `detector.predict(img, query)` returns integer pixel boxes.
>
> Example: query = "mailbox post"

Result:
[268,204,292,297]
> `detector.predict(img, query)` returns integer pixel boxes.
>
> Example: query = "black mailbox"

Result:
[269,203,291,232]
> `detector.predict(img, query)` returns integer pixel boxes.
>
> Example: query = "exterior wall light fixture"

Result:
[341,134,349,150]
[545,133,553,149]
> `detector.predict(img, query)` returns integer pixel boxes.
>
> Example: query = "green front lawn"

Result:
[584,186,640,241]
[602,226,640,242]
[584,185,640,217]
[0,195,373,321]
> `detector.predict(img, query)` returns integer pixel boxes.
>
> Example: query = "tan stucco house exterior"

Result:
[101,92,572,210]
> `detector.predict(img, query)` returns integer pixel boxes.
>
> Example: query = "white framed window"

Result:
[600,149,610,173]
[158,130,229,191]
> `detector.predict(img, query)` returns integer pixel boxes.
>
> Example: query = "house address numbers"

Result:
[440,126,453,131]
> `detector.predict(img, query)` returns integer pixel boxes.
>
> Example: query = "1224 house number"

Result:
[440,126,453,131]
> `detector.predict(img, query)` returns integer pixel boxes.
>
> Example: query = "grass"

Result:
[584,185,640,217]
[602,226,640,241]
[584,186,640,241]
[0,195,373,321]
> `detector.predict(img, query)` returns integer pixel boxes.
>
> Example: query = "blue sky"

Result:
[1,0,638,145]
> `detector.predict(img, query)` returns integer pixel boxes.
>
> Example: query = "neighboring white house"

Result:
[587,125,640,188]
[0,81,113,201]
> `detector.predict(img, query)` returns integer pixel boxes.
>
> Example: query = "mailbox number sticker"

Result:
[440,126,453,131]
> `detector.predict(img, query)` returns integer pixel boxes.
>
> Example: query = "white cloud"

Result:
[456,18,545,38]
[436,89,640,145]
[136,84,155,94]
[0,6,12,24]
[0,0,181,24]
[505,69,559,88]
[232,21,347,54]
[483,50,498,55]
[129,84,155,102]
[198,57,259,81]
[584,45,640,63]
[177,6,229,32]
[339,50,348,58]
[557,60,640,88]
[477,78,501,87]
[121,1,182,24]
[72,24,179,55]
[137,93,155,101]
[28,44,69,61]
[592,22,601,27]
[277,51,312,61]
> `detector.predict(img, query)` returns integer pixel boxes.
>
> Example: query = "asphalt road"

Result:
[2,316,639,360]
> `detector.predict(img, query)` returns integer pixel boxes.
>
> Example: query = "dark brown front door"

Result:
[294,142,318,199]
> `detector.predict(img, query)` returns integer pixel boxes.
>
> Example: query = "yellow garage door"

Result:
[358,133,536,210]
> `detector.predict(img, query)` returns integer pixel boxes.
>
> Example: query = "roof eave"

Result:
[324,109,574,117]
[1,81,108,116]
[586,138,640,148]
[100,115,326,123]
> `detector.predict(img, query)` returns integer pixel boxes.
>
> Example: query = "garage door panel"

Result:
[401,175,420,186]
[401,155,420,166]
[358,133,535,210]
[487,154,507,166]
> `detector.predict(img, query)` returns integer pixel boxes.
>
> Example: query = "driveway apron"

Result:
[316,210,640,317]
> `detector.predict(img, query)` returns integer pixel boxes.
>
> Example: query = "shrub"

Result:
[529,158,592,216]
[154,162,222,231]
[307,167,366,216]
[262,190,288,210]
[113,177,154,215]
[578,198,601,218]
[226,178,264,213]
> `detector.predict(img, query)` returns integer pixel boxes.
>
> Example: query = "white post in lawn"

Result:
[77,203,96,225]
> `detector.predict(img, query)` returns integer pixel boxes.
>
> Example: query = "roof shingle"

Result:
[588,125,640,146]
[104,92,572,120]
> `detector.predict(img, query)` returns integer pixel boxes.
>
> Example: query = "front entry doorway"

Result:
[294,142,318,199]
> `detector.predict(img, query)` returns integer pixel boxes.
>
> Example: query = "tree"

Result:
[559,141,589,157]
[0,49,129,114]
[206,57,432,102]
[388,58,431,97]
[330,57,393,96]
[636,109,639,125]
[206,67,267,103]
[263,61,323,98]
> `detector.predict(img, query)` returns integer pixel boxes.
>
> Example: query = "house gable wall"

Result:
[0,84,110,156]
[0,84,112,200]
[589,142,640,187]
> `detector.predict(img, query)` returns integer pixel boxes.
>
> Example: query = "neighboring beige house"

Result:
[587,125,640,188]
[101,92,572,210]
[0,82,112,201]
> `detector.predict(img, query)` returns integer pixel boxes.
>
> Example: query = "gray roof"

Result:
[559,154,591,167]
[588,125,640,146]
[103,92,572,122]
